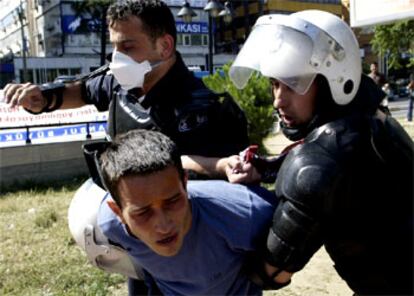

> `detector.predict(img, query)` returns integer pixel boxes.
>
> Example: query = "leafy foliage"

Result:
[371,20,414,70]
[71,0,113,17]
[203,63,276,153]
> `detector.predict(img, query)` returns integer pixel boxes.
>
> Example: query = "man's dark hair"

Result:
[100,129,184,206]
[107,0,177,45]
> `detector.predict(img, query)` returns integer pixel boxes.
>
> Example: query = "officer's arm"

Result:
[4,65,110,113]
[59,81,85,109]
[3,80,85,113]
[260,151,340,288]
[181,155,229,178]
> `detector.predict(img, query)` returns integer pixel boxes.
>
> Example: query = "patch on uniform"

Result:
[178,113,208,132]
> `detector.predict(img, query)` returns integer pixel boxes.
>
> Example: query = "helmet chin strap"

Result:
[276,108,322,141]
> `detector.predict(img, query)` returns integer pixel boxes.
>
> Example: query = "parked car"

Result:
[53,75,78,83]
[395,78,410,98]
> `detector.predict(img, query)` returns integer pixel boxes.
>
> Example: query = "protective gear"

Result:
[265,112,413,294]
[230,10,361,105]
[109,50,152,91]
[24,82,65,115]
[68,178,144,280]
[107,92,159,140]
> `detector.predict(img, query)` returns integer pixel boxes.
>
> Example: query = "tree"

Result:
[203,63,275,153]
[371,20,414,70]
[71,0,114,66]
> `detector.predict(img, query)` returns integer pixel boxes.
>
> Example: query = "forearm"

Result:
[60,81,87,109]
[181,155,229,178]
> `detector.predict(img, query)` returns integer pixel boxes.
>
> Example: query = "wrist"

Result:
[215,157,229,176]
[25,83,65,115]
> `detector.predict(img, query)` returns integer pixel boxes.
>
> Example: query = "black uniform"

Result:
[83,52,248,158]
[259,76,413,295]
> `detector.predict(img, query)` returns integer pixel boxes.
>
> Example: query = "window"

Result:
[191,34,202,46]
[19,69,34,83]
[183,34,191,46]
[177,34,183,45]
[69,68,81,75]
[58,68,69,76]
[177,34,208,46]
[46,68,58,82]
[202,35,208,46]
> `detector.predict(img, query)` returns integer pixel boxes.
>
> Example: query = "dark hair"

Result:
[100,129,184,206]
[107,0,177,45]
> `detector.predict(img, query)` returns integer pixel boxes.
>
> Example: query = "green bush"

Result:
[203,62,275,153]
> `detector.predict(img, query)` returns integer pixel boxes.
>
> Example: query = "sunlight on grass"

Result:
[0,181,126,295]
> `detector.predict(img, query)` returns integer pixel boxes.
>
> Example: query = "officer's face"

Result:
[109,16,173,92]
[109,15,163,64]
[271,78,318,127]
[108,166,192,257]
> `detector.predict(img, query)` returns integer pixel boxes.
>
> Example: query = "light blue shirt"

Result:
[98,180,278,296]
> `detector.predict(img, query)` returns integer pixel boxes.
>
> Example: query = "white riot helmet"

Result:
[230,10,361,105]
[68,178,144,279]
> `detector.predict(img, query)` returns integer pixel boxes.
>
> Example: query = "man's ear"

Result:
[107,200,126,224]
[157,34,175,59]
[183,170,188,190]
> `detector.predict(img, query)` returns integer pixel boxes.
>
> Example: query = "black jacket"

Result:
[265,76,413,295]
[84,52,248,157]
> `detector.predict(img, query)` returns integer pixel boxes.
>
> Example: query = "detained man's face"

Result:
[271,78,318,128]
[108,166,192,257]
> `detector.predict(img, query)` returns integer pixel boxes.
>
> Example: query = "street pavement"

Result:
[389,96,411,118]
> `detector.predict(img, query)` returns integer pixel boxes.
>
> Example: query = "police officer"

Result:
[226,10,413,295]
[3,0,248,178]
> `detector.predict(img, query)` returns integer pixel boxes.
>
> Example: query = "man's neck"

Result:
[142,52,177,94]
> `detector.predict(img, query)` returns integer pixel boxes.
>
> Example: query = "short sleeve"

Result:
[84,73,116,112]
[188,180,277,251]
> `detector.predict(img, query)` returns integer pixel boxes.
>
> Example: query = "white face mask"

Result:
[109,50,152,91]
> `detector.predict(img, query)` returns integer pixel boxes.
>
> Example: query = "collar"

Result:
[140,51,193,109]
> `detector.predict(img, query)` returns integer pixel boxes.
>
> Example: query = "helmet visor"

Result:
[230,19,319,94]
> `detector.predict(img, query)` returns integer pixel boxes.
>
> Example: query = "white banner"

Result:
[0,103,108,128]
[350,0,414,27]
[0,95,108,147]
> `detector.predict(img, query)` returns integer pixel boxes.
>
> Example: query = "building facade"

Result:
[0,0,231,86]
[0,0,376,87]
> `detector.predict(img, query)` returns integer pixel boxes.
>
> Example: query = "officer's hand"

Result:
[3,82,47,112]
[225,155,261,184]
[264,263,293,288]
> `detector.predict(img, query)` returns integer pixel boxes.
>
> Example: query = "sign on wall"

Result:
[62,15,102,34]
[176,21,208,34]
[163,0,208,8]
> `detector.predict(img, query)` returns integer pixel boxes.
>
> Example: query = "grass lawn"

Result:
[1,120,413,295]
[0,178,127,295]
